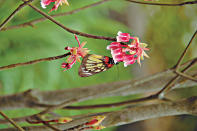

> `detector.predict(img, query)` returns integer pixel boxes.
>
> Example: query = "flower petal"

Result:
[116,31,131,42]
[123,55,136,67]
[113,54,124,63]
[41,0,52,8]
[111,48,122,55]
[107,42,121,50]
[62,35,90,71]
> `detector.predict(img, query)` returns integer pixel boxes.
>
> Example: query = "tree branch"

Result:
[24,3,116,41]
[175,71,197,82]
[0,0,34,30]
[0,58,196,111]
[0,111,24,131]
[153,29,197,98]
[0,58,196,124]
[155,57,197,98]
[0,53,70,71]
[2,96,197,131]
[126,0,197,6]
[1,0,110,31]
[175,29,197,70]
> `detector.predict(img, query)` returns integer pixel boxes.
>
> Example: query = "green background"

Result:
[0,0,197,130]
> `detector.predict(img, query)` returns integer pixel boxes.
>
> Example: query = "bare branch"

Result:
[0,0,34,30]
[155,57,197,98]
[175,29,197,70]
[25,3,116,41]
[0,111,24,131]
[0,53,70,71]
[175,71,197,82]
[0,59,196,111]
[2,96,197,131]
[32,57,197,116]
[154,29,197,98]
[1,0,110,31]
[0,58,196,124]
[126,0,197,6]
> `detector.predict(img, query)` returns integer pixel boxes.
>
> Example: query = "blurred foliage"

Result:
[0,0,197,130]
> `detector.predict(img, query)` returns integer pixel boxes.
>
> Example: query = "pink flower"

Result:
[129,37,149,65]
[116,31,131,42]
[107,42,124,63]
[107,31,149,67]
[40,0,69,12]
[62,35,89,71]
[123,54,136,67]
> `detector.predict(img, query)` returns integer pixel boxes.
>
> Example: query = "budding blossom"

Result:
[62,35,89,71]
[84,116,106,130]
[27,117,72,124]
[56,117,72,123]
[85,116,106,126]
[107,31,149,67]
[40,0,69,12]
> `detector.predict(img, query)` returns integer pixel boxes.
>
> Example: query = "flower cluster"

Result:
[107,31,149,67]
[62,35,89,71]
[40,0,69,12]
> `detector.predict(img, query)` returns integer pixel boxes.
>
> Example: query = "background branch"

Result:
[175,29,197,70]
[0,0,34,30]
[2,96,197,131]
[126,0,197,6]
[0,60,196,110]
[25,3,116,41]
[11,57,197,116]
[1,0,110,31]
[3,0,197,31]
[0,111,24,131]
[155,56,197,97]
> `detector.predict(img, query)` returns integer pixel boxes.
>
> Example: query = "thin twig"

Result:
[172,29,197,84]
[0,0,34,30]
[31,94,157,109]
[0,111,25,131]
[175,29,197,70]
[153,29,197,98]
[1,0,196,31]
[155,58,197,98]
[67,95,158,109]
[25,3,116,41]
[175,71,197,82]
[126,0,197,6]
[37,99,80,116]
[1,0,110,31]
[0,53,70,71]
